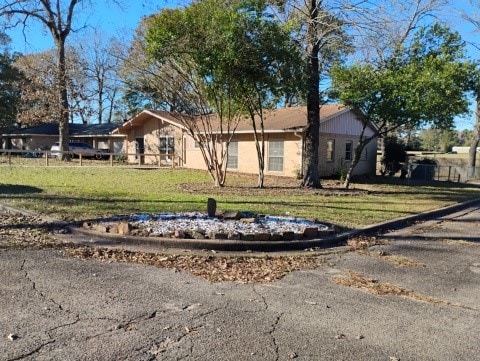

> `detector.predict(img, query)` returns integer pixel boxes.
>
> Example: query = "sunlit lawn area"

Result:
[1,166,479,229]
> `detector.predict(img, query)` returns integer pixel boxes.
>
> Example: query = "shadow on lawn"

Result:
[0,184,43,194]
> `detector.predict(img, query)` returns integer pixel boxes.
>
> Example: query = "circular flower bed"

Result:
[83,211,333,242]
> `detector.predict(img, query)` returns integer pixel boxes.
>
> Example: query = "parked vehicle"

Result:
[50,142,105,160]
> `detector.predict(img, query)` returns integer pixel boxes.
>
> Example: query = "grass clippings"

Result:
[66,247,321,283]
[332,270,458,307]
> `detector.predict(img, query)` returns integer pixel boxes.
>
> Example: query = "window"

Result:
[159,136,175,163]
[326,140,334,161]
[345,141,353,161]
[268,140,284,172]
[227,141,238,169]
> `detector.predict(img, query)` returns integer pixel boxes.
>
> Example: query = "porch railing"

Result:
[0,149,182,169]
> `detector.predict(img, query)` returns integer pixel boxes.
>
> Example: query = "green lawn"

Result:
[1,166,479,229]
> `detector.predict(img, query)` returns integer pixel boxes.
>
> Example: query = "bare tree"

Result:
[77,30,121,124]
[14,50,60,125]
[14,48,90,125]
[0,0,89,158]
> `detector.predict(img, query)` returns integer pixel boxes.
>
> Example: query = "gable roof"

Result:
[2,123,122,137]
[113,110,188,134]
[115,104,365,134]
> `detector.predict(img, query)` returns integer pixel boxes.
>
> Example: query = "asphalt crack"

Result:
[47,315,81,333]
[116,310,159,332]
[253,285,283,361]
[6,339,56,361]
[19,259,65,311]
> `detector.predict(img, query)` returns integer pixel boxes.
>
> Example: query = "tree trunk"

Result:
[469,97,480,177]
[301,0,321,189]
[253,121,265,188]
[343,141,366,189]
[56,39,70,160]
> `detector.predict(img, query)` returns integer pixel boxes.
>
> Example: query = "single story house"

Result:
[1,123,125,153]
[113,105,379,178]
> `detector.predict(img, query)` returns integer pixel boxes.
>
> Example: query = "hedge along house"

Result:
[114,105,379,178]
[1,123,125,153]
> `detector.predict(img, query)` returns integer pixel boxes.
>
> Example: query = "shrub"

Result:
[380,137,407,176]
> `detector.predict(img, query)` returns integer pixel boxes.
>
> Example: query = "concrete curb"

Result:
[68,197,480,252]
[3,198,479,253]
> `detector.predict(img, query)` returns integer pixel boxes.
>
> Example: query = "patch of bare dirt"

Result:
[178,178,371,197]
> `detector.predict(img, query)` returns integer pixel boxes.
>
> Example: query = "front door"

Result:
[135,137,145,164]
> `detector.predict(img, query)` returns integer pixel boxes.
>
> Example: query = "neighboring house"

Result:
[1,123,125,153]
[114,105,379,178]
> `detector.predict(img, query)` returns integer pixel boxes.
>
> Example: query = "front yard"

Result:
[1,167,479,229]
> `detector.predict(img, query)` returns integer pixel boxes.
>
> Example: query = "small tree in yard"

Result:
[331,24,473,189]
[143,0,302,187]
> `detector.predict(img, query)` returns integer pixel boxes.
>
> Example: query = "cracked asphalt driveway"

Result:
[1,204,480,360]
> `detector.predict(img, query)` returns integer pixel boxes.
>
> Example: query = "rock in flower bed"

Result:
[82,211,333,241]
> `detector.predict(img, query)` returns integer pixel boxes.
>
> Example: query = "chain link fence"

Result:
[376,161,480,183]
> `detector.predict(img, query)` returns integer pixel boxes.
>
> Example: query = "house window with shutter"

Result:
[345,140,353,161]
[268,140,284,172]
[227,141,238,169]
[327,140,334,161]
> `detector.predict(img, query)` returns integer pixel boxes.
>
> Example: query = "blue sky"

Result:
[7,1,181,54]
[5,0,480,130]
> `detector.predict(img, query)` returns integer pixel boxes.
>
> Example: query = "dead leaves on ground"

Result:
[0,214,57,249]
[332,270,457,307]
[347,236,385,250]
[67,247,320,283]
[347,236,424,268]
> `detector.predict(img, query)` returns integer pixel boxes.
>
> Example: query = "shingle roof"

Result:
[2,123,120,137]
[233,105,349,132]
[116,105,352,134]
